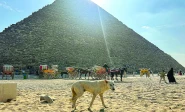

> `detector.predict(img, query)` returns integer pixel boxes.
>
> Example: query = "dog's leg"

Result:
[72,91,84,109]
[72,86,84,109]
[88,94,97,110]
[99,93,107,108]
[72,97,77,110]
[71,92,76,109]
[71,86,76,108]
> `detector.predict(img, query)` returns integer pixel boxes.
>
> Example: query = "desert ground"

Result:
[1,75,185,112]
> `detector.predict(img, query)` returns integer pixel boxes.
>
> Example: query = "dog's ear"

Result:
[105,80,108,83]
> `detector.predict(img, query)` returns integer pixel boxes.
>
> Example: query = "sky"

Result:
[0,0,185,67]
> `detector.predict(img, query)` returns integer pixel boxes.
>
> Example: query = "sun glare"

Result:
[91,0,104,5]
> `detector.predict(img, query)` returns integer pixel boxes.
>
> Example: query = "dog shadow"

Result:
[71,108,105,112]
[88,108,93,112]
[88,108,104,112]
[99,108,105,112]
[114,81,132,83]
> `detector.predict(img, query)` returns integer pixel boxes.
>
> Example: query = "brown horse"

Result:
[78,68,92,80]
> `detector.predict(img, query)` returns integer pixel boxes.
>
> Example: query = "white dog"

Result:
[70,80,115,110]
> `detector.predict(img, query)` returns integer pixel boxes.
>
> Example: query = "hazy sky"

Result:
[0,0,185,67]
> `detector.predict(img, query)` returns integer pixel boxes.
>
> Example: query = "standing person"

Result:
[167,68,177,84]
[103,63,109,72]
[110,68,116,80]
[115,68,119,81]
[123,67,127,77]
[179,70,182,75]
[120,66,127,81]
[159,70,167,84]
[120,67,124,81]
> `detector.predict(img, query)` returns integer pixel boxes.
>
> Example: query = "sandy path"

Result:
[1,76,185,112]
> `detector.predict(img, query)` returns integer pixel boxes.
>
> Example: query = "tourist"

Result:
[120,66,127,81]
[103,63,109,72]
[179,70,182,75]
[167,68,177,84]
[110,68,116,80]
[159,70,167,84]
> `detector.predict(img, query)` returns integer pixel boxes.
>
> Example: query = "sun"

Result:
[91,0,104,5]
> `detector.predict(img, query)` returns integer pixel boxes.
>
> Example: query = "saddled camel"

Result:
[140,68,150,78]
[41,65,59,79]
[66,67,79,79]
[91,65,107,79]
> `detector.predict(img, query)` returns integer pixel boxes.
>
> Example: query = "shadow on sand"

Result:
[114,80,132,83]
[99,108,105,112]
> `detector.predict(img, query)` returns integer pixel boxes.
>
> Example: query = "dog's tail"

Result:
[69,86,76,102]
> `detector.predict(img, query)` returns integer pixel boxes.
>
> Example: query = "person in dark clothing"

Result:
[167,68,177,84]
[115,68,119,80]
[179,71,182,75]
[110,68,116,80]
[103,63,109,72]
[123,67,127,77]
[120,67,127,81]
[120,68,124,81]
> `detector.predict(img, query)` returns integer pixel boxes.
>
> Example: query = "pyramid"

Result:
[0,0,184,72]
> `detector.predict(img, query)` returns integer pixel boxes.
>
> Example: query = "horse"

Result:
[110,68,120,81]
[78,68,92,80]
[60,70,68,78]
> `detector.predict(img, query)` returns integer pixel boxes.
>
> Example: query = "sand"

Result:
[1,75,185,112]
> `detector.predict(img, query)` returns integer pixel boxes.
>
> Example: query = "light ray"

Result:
[97,6,114,66]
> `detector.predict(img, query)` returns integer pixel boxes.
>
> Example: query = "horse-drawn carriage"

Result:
[1,65,14,79]
[39,65,59,79]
